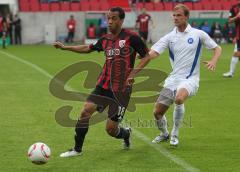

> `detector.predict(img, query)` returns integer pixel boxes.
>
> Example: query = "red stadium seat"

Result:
[70,3,80,11]
[29,0,38,4]
[99,0,108,3]
[90,0,99,4]
[90,2,100,11]
[30,3,40,11]
[222,2,232,10]
[154,3,164,11]
[40,3,50,11]
[209,0,220,3]
[50,3,60,11]
[164,2,173,11]
[19,0,29,4]
[145,3,154,11]
[81,2,90,11]
[20,4,30,12]
[212,3,222,10]
[202,1,213,10]
[193,2,203,10]
[99,3,109,11]
[81,0,89,3]
[61,2,70,11]
[183,2,193,10]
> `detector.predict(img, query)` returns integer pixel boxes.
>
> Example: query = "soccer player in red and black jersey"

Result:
[223,0,240,77]
[136,8,154,43]
[53,7,151,158]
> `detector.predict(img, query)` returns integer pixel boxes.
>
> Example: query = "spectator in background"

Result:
[87,23,96,39]
[211,22,222,43]
[0,14,3,40]
[13,14,22,45]
[191,21,199,29]
[222,22,230,43]
[200,21,211,36]
[66,15,76,43]
[7,13,13,45]
[1,17,8,49]
[99,14,108,36]
[136,8,154,43]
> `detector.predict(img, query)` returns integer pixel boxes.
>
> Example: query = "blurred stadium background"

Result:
[0,0,238,45]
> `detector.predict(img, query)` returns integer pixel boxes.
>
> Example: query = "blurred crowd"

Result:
[191,21,236,43]
[0,13,22,46]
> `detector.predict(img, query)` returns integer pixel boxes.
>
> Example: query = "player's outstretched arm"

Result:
[203,45,222,71]
[126,50,159,85]
[53,41,91,53]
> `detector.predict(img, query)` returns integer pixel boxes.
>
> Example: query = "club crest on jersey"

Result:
[119,40,126,48]
[188,38,194,44]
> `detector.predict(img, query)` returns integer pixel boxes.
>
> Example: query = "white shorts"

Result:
[234,43,237,52]
[164,77,199,97]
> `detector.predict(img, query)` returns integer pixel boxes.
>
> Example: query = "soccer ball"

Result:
[27,142,51,165]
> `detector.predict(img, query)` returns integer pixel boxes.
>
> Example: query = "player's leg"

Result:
[152,88,174,143]
[170,88,188,146]
[170,77,199,146]
[223,41,240,77]
[105,90,132,149]
[60,101,97,157]
[105,118,131,149]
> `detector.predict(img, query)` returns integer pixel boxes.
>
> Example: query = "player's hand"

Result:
[203,60,217,71]
[126,77,135,86]
[237,12,240,18]
[53,41,65,49]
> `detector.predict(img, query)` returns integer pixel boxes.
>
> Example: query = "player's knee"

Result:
[153,104,164,119]
[175,96,185,105]
[80,108,91,119]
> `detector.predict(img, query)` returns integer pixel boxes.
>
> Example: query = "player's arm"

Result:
[53,41,91,53]
[228,8,240,23]
[203,45,222,71]
[200,31,222,71]
[53,38,103,53]
[126,35,152,85]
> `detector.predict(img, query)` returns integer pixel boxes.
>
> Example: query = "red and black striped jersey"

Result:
[136,14,152,32]
[89,29,149,92]
[229,4,240,39]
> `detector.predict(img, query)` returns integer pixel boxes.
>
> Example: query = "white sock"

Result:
[230,56,238,74]
[156,115,169,136]
[171,104,185,137]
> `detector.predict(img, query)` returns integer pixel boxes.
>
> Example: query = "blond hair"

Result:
[174,4,190,17]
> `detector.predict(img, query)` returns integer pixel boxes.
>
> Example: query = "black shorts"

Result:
[139,31,148,40]
[237,39,240,51]
[87,86,132,122]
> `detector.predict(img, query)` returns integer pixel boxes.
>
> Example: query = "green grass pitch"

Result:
[0,43,239,172]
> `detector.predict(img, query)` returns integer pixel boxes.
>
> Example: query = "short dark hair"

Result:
[109,7,125,20]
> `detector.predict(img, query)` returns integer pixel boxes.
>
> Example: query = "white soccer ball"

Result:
[27,142,51,165]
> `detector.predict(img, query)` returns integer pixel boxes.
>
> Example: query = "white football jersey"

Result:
[151,24,217,80]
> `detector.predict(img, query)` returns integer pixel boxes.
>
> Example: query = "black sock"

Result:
[74,120,89,152]
[115,127,129,140]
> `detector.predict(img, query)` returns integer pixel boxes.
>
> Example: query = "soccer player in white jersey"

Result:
[147,4,221,146]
